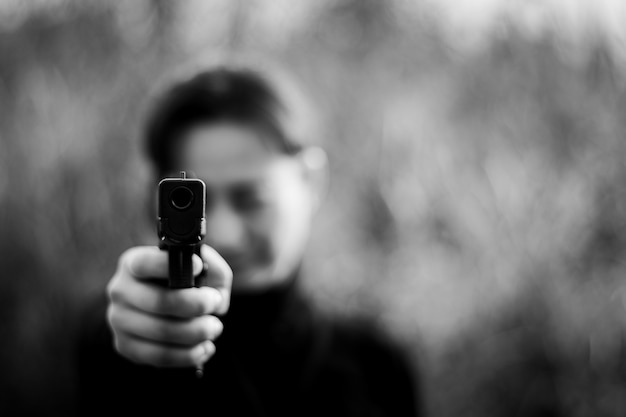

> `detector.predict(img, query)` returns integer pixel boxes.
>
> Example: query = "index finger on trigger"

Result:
[124,246,203,280]
[198,244,233,315]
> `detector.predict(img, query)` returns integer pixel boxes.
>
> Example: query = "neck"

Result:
[221,267,303,331]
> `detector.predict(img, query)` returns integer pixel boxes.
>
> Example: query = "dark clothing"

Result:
[75,277,421,416]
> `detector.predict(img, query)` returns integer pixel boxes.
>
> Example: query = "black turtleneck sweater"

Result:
[75,275,421,416]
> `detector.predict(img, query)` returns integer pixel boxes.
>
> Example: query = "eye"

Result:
[229,185,269,212]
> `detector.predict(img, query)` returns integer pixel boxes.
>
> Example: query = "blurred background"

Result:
[2,0,626,415]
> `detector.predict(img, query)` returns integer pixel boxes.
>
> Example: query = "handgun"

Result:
[157,171,206,289]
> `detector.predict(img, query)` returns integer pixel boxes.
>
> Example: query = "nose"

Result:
[204,201,246,251]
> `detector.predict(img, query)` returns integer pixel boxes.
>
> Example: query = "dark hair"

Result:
[143,63,314,177]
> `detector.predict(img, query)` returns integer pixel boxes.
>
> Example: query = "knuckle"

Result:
[196,299,210,316]
[217,292,231,315]
[119,247,136,269]
[106,277,123,304]
[113,334,131,359]
[197,318,214,340]
[185,292,209,317]
[198,287,219,314]
[119,246,148,277]
[202,341,216,359]
[189,345,204,363]
[106,305,119,328]
[112,336,123,353]
[196,316,222,341]
[208,316,224,338]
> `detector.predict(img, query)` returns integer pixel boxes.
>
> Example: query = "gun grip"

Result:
[168,245,195,288]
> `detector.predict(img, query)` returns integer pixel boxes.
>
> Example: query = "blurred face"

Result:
[178,123,315,292]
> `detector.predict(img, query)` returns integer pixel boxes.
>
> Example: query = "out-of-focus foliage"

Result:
[2,0,626,416]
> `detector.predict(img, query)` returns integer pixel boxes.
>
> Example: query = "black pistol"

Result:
[157,171,206,289]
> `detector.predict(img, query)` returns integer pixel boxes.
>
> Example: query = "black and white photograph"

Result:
[1,1,626,416]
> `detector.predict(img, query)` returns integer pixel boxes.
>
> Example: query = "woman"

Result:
[75,56,421,416]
